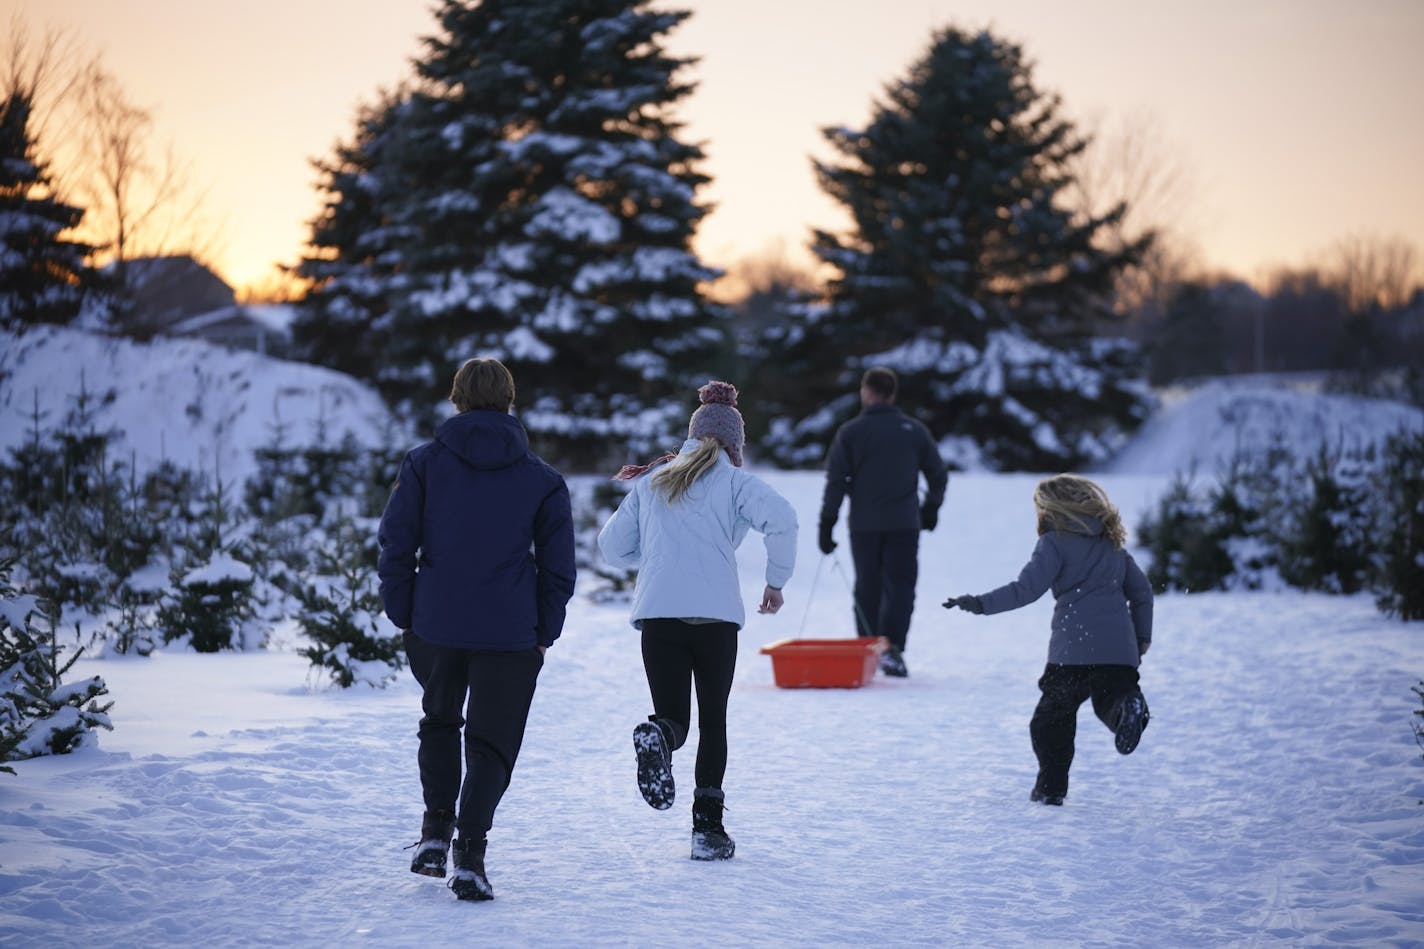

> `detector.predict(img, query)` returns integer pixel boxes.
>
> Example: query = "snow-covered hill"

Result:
[0,326,406,487]
[1102,375,1424,476]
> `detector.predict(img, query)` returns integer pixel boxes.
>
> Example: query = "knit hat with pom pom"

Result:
[688,380,745,467]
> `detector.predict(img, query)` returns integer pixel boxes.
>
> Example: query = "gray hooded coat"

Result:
[976,518,1153,667]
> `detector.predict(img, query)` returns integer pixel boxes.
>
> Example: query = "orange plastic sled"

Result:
[759,637,889,689]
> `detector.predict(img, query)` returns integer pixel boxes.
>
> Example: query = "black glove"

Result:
[818,522,837,555]
[943,594,984,614]
[920,505,938,532]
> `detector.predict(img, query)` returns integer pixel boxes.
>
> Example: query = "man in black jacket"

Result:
[818,367,948,677]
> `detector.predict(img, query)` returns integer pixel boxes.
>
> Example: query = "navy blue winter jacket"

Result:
[377,410,576,651]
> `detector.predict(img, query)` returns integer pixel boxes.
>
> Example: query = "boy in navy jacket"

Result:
[378,358,575,900]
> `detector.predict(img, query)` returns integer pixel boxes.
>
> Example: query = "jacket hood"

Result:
[435,410,529,471]
[1065,514,1105,537]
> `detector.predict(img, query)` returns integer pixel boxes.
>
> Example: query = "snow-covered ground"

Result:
[3,466,1422,947]
[2,331,1422,944]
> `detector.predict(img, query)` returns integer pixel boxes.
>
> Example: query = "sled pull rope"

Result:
[796,555,827,637]
[830,554,875,638]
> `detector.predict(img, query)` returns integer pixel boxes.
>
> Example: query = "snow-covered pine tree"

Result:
[1376,428,1424,621]
[297,0,727,469]
[782,26,1152,470]
[156,470,259,652]
[292,90,410,388]
[0,90,101,331]
[295,515,404,689]
[0,559,112,775]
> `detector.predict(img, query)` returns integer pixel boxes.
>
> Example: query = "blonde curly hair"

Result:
[1033,474,1126,548]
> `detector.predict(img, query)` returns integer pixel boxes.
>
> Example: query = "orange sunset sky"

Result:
[12,0,1424,294]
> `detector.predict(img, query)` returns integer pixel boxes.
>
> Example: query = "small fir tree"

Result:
[1279,441,1374,594]
[1375,429,1424,620]
[295,516,403,688]
[156,469,259,652]
[0,560,113,774]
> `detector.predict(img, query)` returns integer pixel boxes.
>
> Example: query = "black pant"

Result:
[641,618,738,790]
[1029,663,1142,799]
[404,631,544,841]
[849,529,920,650]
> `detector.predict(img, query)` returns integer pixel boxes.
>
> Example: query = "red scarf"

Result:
[613,452,676,481]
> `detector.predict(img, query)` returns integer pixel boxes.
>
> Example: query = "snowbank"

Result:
[1102,376,1424,475]
[0,326,406,486]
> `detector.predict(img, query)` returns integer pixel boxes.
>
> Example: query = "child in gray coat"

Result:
[946,474,1153,805]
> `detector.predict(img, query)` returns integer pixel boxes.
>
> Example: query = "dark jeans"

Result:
[641,618,738,790]
[404,631,544,841]
[1029,663,1143,799]
[849,529,920,650]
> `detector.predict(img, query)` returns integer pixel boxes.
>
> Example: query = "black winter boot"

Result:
[690,787,735,861]
[448,836,493,901]
[1113,692,1150,755]
[1030,786,1065,806]
[633,717,675,810]
[409,809,455,877]
[879,646,908,678]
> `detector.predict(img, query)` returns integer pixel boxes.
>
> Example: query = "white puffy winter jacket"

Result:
[598,439,798,629]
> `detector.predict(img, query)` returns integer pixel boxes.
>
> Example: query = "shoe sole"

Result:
[633,723,674,810]
[1115,696,1148,755]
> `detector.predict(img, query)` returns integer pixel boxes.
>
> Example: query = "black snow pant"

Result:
[640,618,738,791]
[1029,663,1143,800]
[404,631,544,841]
[849,529,920,650]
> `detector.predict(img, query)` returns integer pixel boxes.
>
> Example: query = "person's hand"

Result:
[758,585,784,614]
[818,522,837,555]
[1138,640,1150,657]
[920,505,938,531]
[943,594,984,614]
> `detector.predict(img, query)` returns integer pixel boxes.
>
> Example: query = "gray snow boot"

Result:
[408,809,455,877]
[691,787,735,861]
[448,836,493,901]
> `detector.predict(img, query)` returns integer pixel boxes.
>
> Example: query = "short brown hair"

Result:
[449,358,515,413]
[861,366,898,401]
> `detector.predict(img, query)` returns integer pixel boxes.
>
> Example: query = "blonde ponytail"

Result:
[651,438,724,504]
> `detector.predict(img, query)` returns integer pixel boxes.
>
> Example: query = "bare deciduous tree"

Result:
[75,61,222,280]
[7,12,224,305]
[1066,109,1202,325]
[1325,233,1421,314]
[1,14,85,162]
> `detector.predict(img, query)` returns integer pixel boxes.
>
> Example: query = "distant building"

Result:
[123,255,293,357]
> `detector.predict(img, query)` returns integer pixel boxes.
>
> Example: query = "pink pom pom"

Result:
[698,381,739,407]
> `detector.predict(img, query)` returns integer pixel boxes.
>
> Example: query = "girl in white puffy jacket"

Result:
[598,381,798,861]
